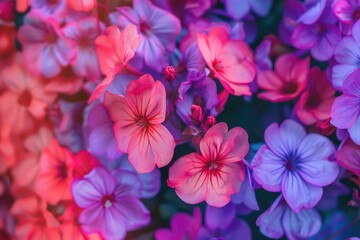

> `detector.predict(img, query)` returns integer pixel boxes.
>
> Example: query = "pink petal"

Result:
[200,122,228,161]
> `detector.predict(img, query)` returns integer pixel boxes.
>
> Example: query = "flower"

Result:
[83,102,123,161]
[34,139,74,205]
[17,12,77,78]
[0,60,56,134]
[10,196,61,239]
[332,20,360,90]
[331,69,360,144]
[335,138,360,177]
[333,0,360,32]
[251,119,339,212]
[104,74,175,173]
[155,208,202,240]
[71,167,150,239]
[197,203,252,240]
[168,122,249,207]
[295,67,336,125]
[256,195,321,239]
[63,17,104,82]
[113,0,181,71]
[290,0,341,61]
[89,24,141,102]
[196,26,256,96]
[257,54,310,102]
[29,0,68,18]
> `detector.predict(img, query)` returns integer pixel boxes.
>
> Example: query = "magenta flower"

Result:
[251,119,339,212]
[333,0,360,32]
[63,17,104,82]
[331,70,360,145]
[111,0,181,71]
[197,203,251,240]
[155,208,202,240]
[256,195,321,239]
[29,0,68,18]
[17,12,76,78]
[332,21,360,90]
[71,167,150,239]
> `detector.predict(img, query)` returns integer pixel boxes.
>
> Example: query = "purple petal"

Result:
[310,25,341,61]
[331,64,358,91]
[251,145,285,192]
[250,0,272,16]
[297,0,326,24]
[205,203,236,231]
[281,172,323,212]
[282,207,321,239]
[331,95,360,128]
[264,120,306,157]
[349,117,360,145]
[224,0,250,20]
[100,207,126,239]
[256,196,285,239]
[291,24,319,49]
[352,20,360,45]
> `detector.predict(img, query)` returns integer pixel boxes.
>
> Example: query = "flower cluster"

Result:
[0,0,360,239]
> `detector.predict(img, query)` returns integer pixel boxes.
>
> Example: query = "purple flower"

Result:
[110,0,181,71]
[176,71,218,126]
[197,203,252,240]
[251,119,339,212]
[291,0,341,61]
[17,12,77,78]
[63,17,104,82]
[331,70,360,144]
[332,21,360,90]
[71,167,150,239]
[155,208,202,240]
[83,102,123,161]
[223,0,273,20]
[256,195,321,239]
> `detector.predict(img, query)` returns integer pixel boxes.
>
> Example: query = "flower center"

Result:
[281,81,298,94]
[137,117,150,128]
[102,195,114,208]
[45,33,57,43]
[57,163,68,179]
[304,94,318,109]
[79,36,90,48]
[212,59,223,72]
[140,22,151,35]
[353,8,360,20]
[17,90,32,107]
[48,0,58,4]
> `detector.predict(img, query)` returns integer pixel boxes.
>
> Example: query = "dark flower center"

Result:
[79,36,90,48]
[45,33,57,43]
[353,9,360,20]
[284,153,300,172]
[304,94,318,109]
[57,163,68,179]
[18,90,32,107]
[137,117,150,128]
[212,59,223,72]
[140,22,151,35]
[48,0,58,4]
[281,81,298,94]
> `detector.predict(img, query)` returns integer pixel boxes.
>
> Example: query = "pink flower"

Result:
[104,74,175,173]
[10,196,61,239]
[89,24,141,102]
[168,122,249,207]
[45,66,84,95]
[64,17,104,82]
[295,67,336,125]
[336,138,360,177]
[196,26,256,96]
[34,139,74,205]
[17,12,77,78]
[67,0,95,11]
[0,60,56,134]
[257,53,310,102]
